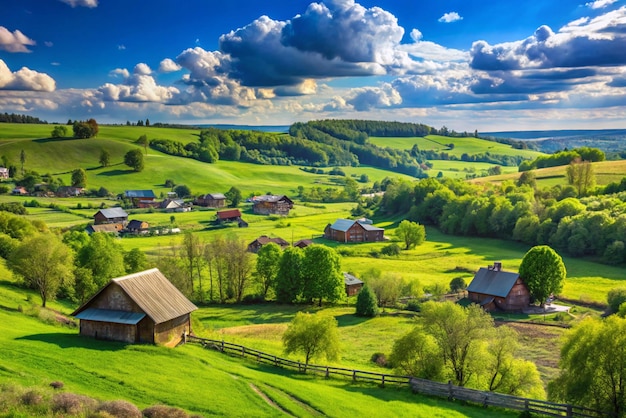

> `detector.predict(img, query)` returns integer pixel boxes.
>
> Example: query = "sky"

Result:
[1,0,626,131]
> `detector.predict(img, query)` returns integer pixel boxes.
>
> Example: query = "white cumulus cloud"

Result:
[108,68,130,78]
[0,60,55,91]
[438,12,463,23]
[586,0,618,9]
[60,0,98,8]
[158,58,181,73]
[0,27,36,53]
[133,63,152,75]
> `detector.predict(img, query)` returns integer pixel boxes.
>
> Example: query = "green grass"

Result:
[369,135,544,160]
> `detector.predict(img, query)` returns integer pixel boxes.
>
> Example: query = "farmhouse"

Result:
[72,268,197,345]
[216,208,242,223]
[293,239,313,249]
[195,193,226,208]
[160,199,191,212]
[252,195,294,215]
[94,207,128,226]
[124,190,156,207]
[466,262,530,312]
[247,235,290,253]
[343,272,364,296]
[86,223,123,235]
[324,219,384,243]
[126,219,150,234]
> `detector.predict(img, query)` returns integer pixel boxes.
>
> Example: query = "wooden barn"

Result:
[72,268,197,345]
[93,207,128,226]
[247,235,290,253]
[195,193,226,208]
[343,272,364,297]
[466,262,530,312]
[124,190,156,207]
[252,195,294,215]
[293,239,313,249]
[324,219,384,243]
[216,208,242,223]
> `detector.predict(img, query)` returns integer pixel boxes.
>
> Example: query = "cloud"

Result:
[586,0,617,9]
[471,7,626,71]
[44,41,53,47]
[158,58,181,73]
[118,45,126,50]
[399,28,469,62]
[133,63,152,75]
[346,83,402,111]
[274,79,318,96]
[59,0,98,8]
[0,60,55,91]
[108,68,129,78]
[438,12,463,23]
[0,27,36,53]
[98,74,179,103]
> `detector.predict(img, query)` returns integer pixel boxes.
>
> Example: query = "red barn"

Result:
[466,262,530,312]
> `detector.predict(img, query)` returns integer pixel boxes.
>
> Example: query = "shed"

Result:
[466,262,530,312]
[216,208,242,223]
[247,235,290,253]
[196,193,226,208]
[86,223,123,235]
[293,239,313,249]
[343,272,364,297]
[324,219,384,243]
[252,195,294,215]
[72,268,197,345]
[94,207,128,226]
[127,219,150,234]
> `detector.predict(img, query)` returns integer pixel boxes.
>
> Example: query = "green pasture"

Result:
[427,160,519,179]
[369,135,544,160]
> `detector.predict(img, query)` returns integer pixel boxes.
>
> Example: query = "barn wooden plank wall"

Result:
[187,336,610,418]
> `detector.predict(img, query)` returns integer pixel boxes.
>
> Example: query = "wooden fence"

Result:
[187,336,610,418]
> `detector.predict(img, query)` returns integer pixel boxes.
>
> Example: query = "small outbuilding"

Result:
[344,272,364,297]
[195,193,226,208]
[324,219,384,243]
[293,239,313,249]
[466,262,530,312]
[216,208,242,223]
[86,223,123,235]
[247,235,290,253]
[94,207,128,226]
[252,195,294,215]
[72,268,197,345]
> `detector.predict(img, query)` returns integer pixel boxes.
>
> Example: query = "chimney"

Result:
[492,262,502,271]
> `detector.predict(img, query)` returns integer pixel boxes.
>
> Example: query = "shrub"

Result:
[371,352,389,367]
[608,287,626,313]
[52,393,98,415]
[0,185,9,194]
[355,285,379,317]
[405,300,421,312]
[449,277,467,293]
[49,381,64,390]
[97,400,142,418]
[20,390,44,406]
[380,243,401,256]
[143,405,189,418]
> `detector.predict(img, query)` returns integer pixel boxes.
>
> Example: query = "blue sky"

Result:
[1,0,625,131]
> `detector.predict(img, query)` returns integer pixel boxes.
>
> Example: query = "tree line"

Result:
[0,113,47,124]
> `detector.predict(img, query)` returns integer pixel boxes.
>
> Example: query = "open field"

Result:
[369,135,544,160]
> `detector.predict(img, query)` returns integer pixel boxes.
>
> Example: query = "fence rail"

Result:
[187,335,610,418]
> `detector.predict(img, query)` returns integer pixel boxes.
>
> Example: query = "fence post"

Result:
[566,404,573,418]
[524,399,529,412]
[221,340,224,352]
[274,356,278,366]
[353,370,357,382]
[298,361,301,372]
[325,367,329,379]
[381,375,385,388]
[241,346,245,356]
[448,381,454,401]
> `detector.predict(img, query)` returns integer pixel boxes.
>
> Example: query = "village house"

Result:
[216,208,242,223]
[93,207,128,226]
[293,239,313,249]
[344,272,364,297]
[466,262,530,312]
[72,268,197,345]
[0,167,9,179]
[124,190,156,208]
[85,223,123,235]
[56,186,84,197]
[252,195,294,215]
[324,219,384,243]
[195,193,226,208]
[126,219,150,235]
[160,198,191,213]
[12,186,28,195]
[247,235,290,253]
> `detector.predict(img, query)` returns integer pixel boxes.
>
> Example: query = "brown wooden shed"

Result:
[324,219,384,243]
[72,268,197,345]
[466,262,530,312]
[252,195,294,215]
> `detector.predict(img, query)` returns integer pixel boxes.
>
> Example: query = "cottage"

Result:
[324,219,384,243]
[93,207,128,226]
[72,268,197,345]
[160,199,191,212]
[195,193,226,208]
[216,208,242,223]
[124,190,156,207]
[293,239,313,249]
[12,186,27,195]
[252,195,294,215]
[247,235,290,253]
[0,167,9,179]
[344,272,364,297]
[56,186,84,197]
[86,223,123,235]
[126,219,150,234]
[466,262,530,312]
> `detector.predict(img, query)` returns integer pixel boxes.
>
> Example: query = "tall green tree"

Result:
[225,186,242,207]
[77,232,126,290]
[549,316,626,417]
[255,242,282,300]
[124,248,147,274]
[519,245,566,306]
[181,231,204,299]
[566,158,596,196]
[283,312,340,370]
[137,134,150,154]
[99,149,111,167]
[71,168,87,188]
[355,284,379,317]
[389,326,443,380]
[275,246,304,303]
[395,220,426,250]
[301,245,343,306]
[8,233,74,307]
[124,149,144,172]
[51,125,67,138]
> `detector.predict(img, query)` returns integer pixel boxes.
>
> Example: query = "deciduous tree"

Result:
[8,233,73,307]
[395,220,426,250]
[71,168,87,188]
[566,158,596,196]
[389,326,443,380]
[124,149,144,172]
[99,149,110,167]
[355,284,379,317]
[283,312,340,370]
[275,246,304,303]
[301,245,343,306]
[225,186,242,207]
[77,232,126,291]
[255,242,281,300]
[519,245,566,306]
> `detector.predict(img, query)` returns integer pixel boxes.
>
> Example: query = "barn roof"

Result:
[217,209,242,219]
[329,219,383,232]
[72,268,197,324]
[86,223,122,234]
[466,267,520,298]
[205,193,225,199]
[253,194,293,204]
[125,190,156,198]
[96,207,128,219]
[343,272,363,286]
[75,308,145,325]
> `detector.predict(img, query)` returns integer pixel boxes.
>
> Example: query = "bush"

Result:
[449,277,467,293]
[355,285,379,317]
[380,243,401,256]
[20,390,44,406]
[143,405,189,418]
[371,352,389,367]
[405,300,421,312]
[97,400,142,418]
[608,287,626,313]
[52,393,98,415]
[49,381,64,390]
[0,185,9,194]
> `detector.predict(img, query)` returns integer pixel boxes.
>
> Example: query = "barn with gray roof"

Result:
[72,268,197,345]
[324,219,384,243]
[466,262,530,312]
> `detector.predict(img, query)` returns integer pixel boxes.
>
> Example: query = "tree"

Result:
[367,272,404,311]
[283,312,340,370]
[51,125,67,138]
[275,246,304,303]
[137,134,150,154]
[124,248,147,274]
[99,149,110,167]
[301,245,344,306]
[77,232,126,291]
[519,245,566,306]
[174,184,192,199]
[566,158,595,196]
[389,326,443,380]
[549,316,626,417]
[71,168,87,188]
[223,236,253,302]
[124,149,144,172]
[255,242,282,299]
[608,287,626,313]
[181,231,205,299]
[8,233,74,307]
[20,149,25,176]
[395,220,426,250]
[225,186,242,207]
[355,285,379,317]
[449,277,467,293]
